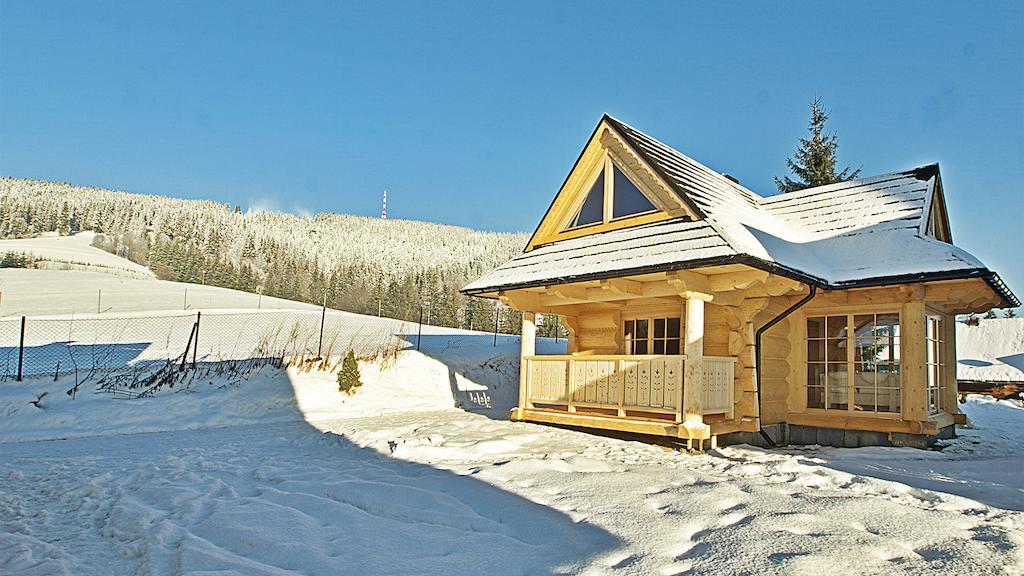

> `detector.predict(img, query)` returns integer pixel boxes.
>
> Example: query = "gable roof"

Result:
[464,115,1018,307]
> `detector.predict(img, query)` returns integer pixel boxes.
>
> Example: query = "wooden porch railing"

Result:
[522,354,736,421]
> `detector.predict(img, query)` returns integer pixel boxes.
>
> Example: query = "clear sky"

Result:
[1,1,1021,295]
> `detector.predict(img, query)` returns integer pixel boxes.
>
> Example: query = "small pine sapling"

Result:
[984,309,997,319]
[1006,308,1018,318]
[337,349,362,395]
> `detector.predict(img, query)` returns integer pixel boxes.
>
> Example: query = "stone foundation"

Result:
[720,423,955,449]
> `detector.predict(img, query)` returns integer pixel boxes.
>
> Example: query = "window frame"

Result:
[622,315,682,356]
[564,155,659,231]
[802,307,903,418]
[925,314,946,415]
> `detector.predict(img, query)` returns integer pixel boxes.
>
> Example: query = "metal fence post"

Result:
[417,305,423,351]
[318,298,326,358]
[17,316,25,382]
[493,305,500,347]
[192,311,200,369]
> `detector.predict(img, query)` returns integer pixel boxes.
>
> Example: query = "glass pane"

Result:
[826,316,848,339]
[853,315,874,339]
[853,363,875,412]
[826,339,847,363]
[636,319,648,340]
[807,363,826,386]
[877,388,900,413]
[927,317,939,339]
[666,339,680,355]
[875,314,900,339]
[878,366,900,388]
[666,318,680,339]
[807,387,825,409]
[854,362,875,386]
[855,338,885,363]
[571,171,604,227]
[654,318,666,339]
[624,320,635,339]
[807,339,824,362]
[807,317,825,339]
[827,363,848,410]
[634,340,648,354]
[611,165,657,218]
[654,340,665,354]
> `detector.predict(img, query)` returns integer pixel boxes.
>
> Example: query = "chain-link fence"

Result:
[0,308,441,382]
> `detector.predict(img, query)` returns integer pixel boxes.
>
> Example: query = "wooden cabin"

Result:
[461,115,1019,449]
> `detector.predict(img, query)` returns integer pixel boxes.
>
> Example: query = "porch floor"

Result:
[513,407,746,441]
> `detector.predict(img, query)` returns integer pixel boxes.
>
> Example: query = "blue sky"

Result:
[1,1,1021,295]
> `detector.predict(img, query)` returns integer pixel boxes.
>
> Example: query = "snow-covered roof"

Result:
[957,318,1024,383]
[463,116,1018,307]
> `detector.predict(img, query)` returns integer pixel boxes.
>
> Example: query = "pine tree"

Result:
[984,309,997,319]
[337,349,362,395]
[775,97,861,193]
[1007,308,1018,318]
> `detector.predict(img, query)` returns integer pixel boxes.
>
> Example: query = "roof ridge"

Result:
[761,163,940,204]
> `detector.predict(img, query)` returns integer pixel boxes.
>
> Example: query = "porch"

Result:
[516,354,736,444]
[522,354,735,418]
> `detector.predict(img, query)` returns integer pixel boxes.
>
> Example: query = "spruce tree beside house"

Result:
[337,350,362,395]
[775,97,861,193]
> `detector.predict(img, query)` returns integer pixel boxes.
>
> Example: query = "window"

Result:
[566,158,658,229]
[624,317,680,355]
[806,313,900,414]
[926,316,945,414]
[612,165,657,219]
[571,172,605,227]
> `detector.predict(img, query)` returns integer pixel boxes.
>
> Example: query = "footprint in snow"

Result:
[716,499,746,513]
[603,551,638,569]
[645,499,670,514]
[715,511,751,529]
[658,560,694,575]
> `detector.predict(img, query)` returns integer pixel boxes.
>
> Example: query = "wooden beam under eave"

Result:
[599,278,643,296]
[708,269,771,292]
[665,270,712,295]
[499,290,587,315]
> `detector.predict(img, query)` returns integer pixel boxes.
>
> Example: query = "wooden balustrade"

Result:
[523,354,736,421]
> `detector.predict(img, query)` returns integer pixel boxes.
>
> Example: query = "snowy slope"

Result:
[0,232,154,279]
[2,337,1023,575]
[0,269,324,316]
[958,317,1024,383]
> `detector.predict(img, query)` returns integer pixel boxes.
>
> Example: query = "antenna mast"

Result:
[381,189,387,219]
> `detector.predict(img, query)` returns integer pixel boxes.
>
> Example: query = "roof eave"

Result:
[461,261,1020,309]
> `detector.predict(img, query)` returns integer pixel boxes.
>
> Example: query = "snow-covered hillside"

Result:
[0,268,322,316]
[0,232,154,279]
[2,337,1023,575]
[0,176,529,331]
[958,317,1024,383]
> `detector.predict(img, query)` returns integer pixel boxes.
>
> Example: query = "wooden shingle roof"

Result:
[463,116,1018,307]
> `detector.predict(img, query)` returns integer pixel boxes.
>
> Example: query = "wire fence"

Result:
[0,308,439,382]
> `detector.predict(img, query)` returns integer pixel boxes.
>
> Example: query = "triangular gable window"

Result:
[571,171,605,227]
[567,161,658,229]
[612,165,656,219]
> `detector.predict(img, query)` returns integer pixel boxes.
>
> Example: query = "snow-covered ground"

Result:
[0,232,155,280]
[0,268,323,317]
[2,336,1023,575]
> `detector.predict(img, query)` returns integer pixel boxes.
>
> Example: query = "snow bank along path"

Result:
[1,337,1023,575]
